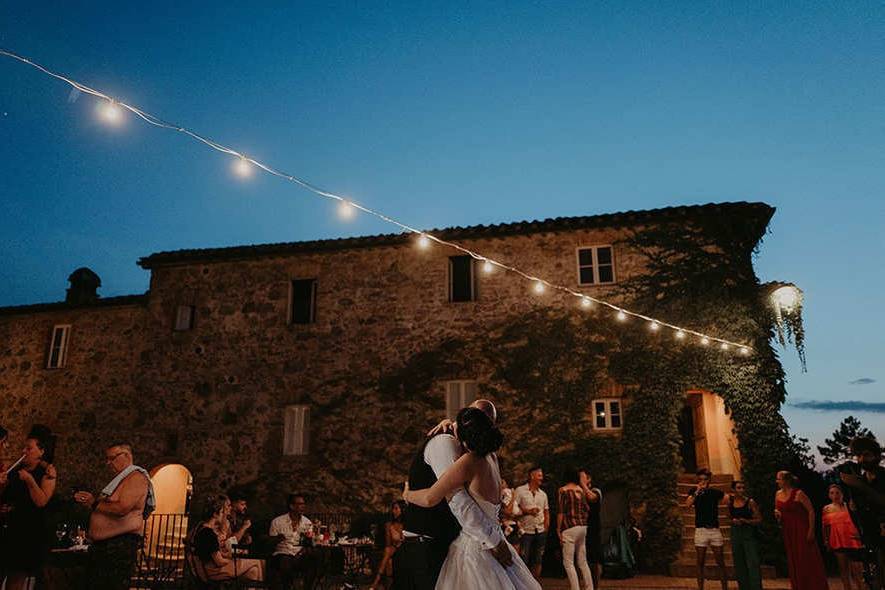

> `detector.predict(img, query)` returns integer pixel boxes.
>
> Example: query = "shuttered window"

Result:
[444,381,478,419]
[283,405,310,455]
[174,305,195,331]
[46,325,71,369]
[449,256,477,302]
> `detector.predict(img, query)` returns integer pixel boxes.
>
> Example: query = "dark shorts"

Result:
[520,531,547,568]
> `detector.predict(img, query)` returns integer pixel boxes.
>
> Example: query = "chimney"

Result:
[66,267,101,304]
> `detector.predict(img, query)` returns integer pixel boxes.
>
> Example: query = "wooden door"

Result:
[688,394,709,471]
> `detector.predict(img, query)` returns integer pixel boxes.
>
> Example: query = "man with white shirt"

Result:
[515,466,549,581]
[267,493,317,590]
[394,399,512,590]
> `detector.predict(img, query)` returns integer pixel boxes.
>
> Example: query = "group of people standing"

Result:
[689,435,885,590]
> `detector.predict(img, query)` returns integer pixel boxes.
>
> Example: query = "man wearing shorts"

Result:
[685,469,727,590]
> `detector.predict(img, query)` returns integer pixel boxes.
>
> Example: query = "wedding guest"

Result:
[822,484,863,590]
[370,500,406,590]
[191,495,263,583]
[0,425,57,590]
[500,477,520,544]
[775,471,828,590]
[839,437,885,590]
[516,466,549,581]
[74,442,156,590]
[225,491,253,548]
[268,493,318,590]
[556,467,595,590]
[686,469,727,590]
[728,480,763,590]
[582,470,603,587]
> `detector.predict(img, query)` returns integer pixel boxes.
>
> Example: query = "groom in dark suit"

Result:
[393,399,512,590]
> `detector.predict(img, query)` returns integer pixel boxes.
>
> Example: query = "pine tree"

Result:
[817,416,876,465]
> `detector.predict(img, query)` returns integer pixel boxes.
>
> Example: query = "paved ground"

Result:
[539,575,839,589]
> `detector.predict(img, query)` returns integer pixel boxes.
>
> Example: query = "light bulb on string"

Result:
[701,337,710,346]
[676,330,686,340]
[616,310,627,322]
[740,347,750,355]
[533,280,545,294]
[416,234,431,249]
[580,297,592,309]
[97,99,123,126]
[232,156,253,178]
[650,321,660,331]
[720,342,729,351]
[482,260,494,274]
[337,200,356,220]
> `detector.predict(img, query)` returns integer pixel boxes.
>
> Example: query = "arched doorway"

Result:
[139,464,193,579]
[680,390,741,476]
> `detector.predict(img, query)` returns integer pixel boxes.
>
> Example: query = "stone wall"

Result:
[2,224,673,512]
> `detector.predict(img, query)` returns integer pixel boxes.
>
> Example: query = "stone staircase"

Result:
[669,474,776,580]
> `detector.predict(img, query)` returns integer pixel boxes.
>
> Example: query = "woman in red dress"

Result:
[775,471,828,590]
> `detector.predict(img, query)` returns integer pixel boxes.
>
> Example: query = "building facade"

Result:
[0,202,785,568]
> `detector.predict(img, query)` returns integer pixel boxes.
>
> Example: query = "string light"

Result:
[650,321,660,331]
[0,49,756,357]
[482,260,494,274]
[740,347,750,355]
[232,156,253,178]
[337,200,356,220]
[720,342,729,351]
[97,99,123,126]
[580,297,592,309]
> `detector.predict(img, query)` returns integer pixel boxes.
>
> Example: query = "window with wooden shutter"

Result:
[289,279,317,324]
[283,405,310,455]
[46,325,71,369]
[449,256,477,302]
[444,381,478,419]
[174,305,195,331]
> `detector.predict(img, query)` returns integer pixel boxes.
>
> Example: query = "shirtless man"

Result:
[74,443,154,590]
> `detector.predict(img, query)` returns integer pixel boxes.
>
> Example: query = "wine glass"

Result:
[55,523,68,545]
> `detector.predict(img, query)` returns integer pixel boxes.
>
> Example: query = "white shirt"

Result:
[515,484,548,534]
[269,513,312,556]
[404,434,505,550]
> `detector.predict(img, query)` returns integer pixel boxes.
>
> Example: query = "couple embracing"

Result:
[396,399,540,590]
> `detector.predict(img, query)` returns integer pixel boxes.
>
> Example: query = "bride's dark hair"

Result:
[456,407,503,457]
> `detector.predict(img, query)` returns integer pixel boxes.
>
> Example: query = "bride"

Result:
[403,407,541,590]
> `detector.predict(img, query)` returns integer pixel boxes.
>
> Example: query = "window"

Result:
[289,279,317,324]
[174,305,195,331]
[445,380,478,419]
[592,399,623,430]
[283,405,310,455]
[577,246,616,285]
[46,325,71,369]
[449,256,477,302]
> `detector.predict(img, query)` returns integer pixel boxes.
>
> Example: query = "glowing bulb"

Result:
[233,156,253,178]
[701,337,710,346]
[97,99,123,125]
[740,347,750,355]
[676,330,686,340]
[416,234,431,249]
[616,310,627,322]
[720,342,729,351]
[533,281,545,294]
[580,297,592,309]
[482,260,494,274]
[337,200,356,220]
[771,285,802,312]
[650,321,660,331]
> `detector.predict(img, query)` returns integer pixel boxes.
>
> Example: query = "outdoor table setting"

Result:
[43,523,90,590]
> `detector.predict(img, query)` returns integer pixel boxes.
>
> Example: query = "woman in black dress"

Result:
[0,424,57,590]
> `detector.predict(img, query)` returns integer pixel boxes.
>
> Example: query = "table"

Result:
[43,546,89,590]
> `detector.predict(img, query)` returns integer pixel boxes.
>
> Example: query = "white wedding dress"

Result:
[435,494,542,590]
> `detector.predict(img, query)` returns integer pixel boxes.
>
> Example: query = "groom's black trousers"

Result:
[392,537,449,590]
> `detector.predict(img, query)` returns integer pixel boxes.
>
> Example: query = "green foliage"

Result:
[818,416,876,465]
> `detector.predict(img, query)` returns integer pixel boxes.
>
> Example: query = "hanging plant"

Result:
[766,282,806,371]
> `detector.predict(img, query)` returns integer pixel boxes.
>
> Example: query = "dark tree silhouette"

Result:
[817,415,876,465]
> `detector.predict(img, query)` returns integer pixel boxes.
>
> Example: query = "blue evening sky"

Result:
[2,2,883,456]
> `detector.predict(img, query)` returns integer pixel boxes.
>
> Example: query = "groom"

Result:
[394,399,512,590]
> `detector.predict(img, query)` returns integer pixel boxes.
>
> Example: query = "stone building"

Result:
[0,201,788,571]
